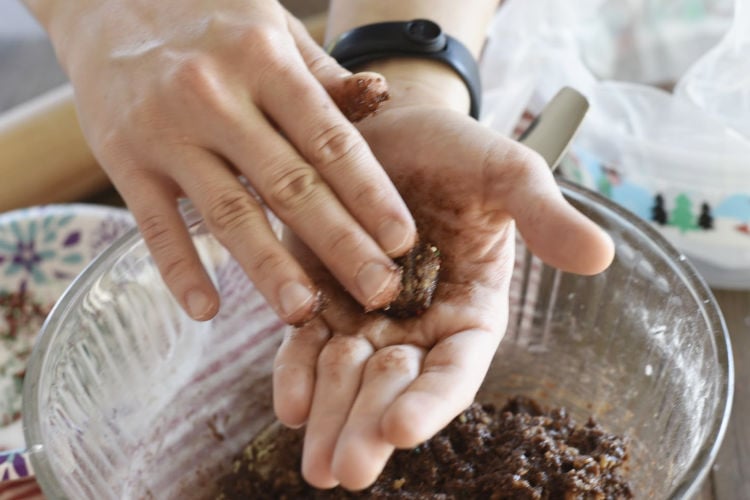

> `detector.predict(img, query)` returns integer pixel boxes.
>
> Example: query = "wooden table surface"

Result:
[1,1,746,498]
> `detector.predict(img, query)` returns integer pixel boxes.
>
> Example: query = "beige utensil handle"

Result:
[518,87,589,170]
[0,13,328,212]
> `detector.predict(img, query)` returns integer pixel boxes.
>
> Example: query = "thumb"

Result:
[284,11,389,122]
[484,140,615,276]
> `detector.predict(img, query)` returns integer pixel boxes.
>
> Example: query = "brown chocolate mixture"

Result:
[330,72,443,320]
[215,397,632,499]
[332,74,390,123]
[0,288,51,340]
[382,241,441,319]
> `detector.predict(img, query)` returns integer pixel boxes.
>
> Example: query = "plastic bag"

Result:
[675,0,750,137]
[480,0,750,289]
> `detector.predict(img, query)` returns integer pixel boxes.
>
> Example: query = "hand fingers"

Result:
[273,320,330,427]
[284,11,349,89]
[209,110,403,313]
[106,162,220,321]
[253,42,416,262]
[168,147,325,325]
[302,335,373,489]
[285,12,389,122]
[332,345,425,491]
[480,139,614,275]
[381,329,501,449]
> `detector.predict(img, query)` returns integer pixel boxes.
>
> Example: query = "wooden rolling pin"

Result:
[0,13,328,212]
[0,84,109,211]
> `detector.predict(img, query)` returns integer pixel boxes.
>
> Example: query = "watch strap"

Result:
[327,20,482,119]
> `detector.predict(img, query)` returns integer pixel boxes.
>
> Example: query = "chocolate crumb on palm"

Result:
[382,241,441,319]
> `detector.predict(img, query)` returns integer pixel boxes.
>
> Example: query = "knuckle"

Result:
[306,52,338,76]
[204,190,259,235]
[267,165,321,212]
[201,191,293,283]
[326,227,364,256]
[248,248,286,280]
[237,24,284,55]
[169,55,214,93]
[238,26,293,79]
[308,123,361,169]
[139,214,190,282]
[349,181,384,207]
[139,212,174,252]
[165,55,231,115]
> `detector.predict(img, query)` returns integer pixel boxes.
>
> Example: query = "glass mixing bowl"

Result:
[22,181,733,499]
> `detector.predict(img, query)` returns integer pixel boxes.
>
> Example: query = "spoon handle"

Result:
[518,87,589,171]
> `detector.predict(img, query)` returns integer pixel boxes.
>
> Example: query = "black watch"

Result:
[326,19,482,119]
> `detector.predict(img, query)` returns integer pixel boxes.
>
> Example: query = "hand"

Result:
[38,0,416,324]
[273,98,615,490]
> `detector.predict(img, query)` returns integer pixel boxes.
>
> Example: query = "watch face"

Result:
[404,20,445,50]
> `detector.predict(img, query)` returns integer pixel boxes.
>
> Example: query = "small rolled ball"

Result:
[382,241,441,319]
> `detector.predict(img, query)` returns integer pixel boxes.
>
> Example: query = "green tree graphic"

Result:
[597,174,612,198]
[669,193,697,233]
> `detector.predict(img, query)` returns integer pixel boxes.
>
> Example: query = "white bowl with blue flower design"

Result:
[0,204,134,482]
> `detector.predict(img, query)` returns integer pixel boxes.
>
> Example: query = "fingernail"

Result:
[356,261,402,310]
[377,218,414,256]
[186,289,213,320]
[279,281,316,319]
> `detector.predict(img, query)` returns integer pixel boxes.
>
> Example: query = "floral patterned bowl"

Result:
[0,204,134,483]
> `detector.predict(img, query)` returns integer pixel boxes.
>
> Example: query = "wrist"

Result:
[22,0,91,73]
[326,19,480,116]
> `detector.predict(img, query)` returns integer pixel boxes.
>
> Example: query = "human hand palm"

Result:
[273,106,614,490]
